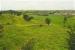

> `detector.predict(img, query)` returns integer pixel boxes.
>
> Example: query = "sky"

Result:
[0,0,75,10]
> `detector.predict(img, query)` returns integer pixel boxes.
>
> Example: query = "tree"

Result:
[23,15,33,21]
[15,12,22,16]
[63,16,68,27]
[0,11,2,15]
[63,14,71,27]
[67,25,75,50]
[45,18,51,25]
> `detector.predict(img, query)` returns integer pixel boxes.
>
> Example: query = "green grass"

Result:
[0,13,75,50]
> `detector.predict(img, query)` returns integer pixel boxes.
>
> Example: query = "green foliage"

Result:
[23,15,34,21]
[66,25,75,50]
[63,17,67,24]
[0,10,75,50]
[45,18,51,25]
[0,24,4,37]
[3,47,7,50]
[21,38,35,50]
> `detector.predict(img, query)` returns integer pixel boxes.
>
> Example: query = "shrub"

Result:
[67,25,75,50]
[23,15,33,21]
[45,18,51,25]
[63,16,67,25]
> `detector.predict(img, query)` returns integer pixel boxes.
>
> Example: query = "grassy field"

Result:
[0,10,75,50]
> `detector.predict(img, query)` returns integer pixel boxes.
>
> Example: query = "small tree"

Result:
[45,18,51,25]
[63,14,71,27]
[23,15,33,21]
[0,11,2,15]
[64,16,67,23]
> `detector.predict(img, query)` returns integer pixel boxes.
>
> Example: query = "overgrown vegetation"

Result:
[21,38,35,50]
[68,25,75,50]
[0,10,75,50]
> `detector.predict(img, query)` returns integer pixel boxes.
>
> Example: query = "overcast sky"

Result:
[0,0,75,10]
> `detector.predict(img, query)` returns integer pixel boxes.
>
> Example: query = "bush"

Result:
[45,18,51,25]
[66,25,75,50]
[23,15,34,21]
[63,16,67,26]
